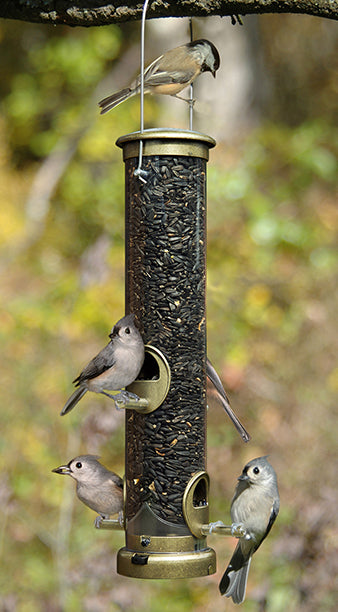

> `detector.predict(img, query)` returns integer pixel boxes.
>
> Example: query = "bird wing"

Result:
[145,68,196,86]
[134,54,195,88]
[73,342,116,385]
[265,497,280,536]
[253,497,280,553]
[108,472,124,488]
[106,469,123,489]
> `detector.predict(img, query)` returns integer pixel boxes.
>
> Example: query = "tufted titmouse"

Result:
[219,456,280,604]
[207,358,250,443]
[60,314,144,415]
[98,39,220,114]
[52,455,123,527]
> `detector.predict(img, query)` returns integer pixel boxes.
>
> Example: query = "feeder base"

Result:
[117,546,216,579]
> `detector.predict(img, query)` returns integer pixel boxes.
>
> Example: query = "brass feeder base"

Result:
[117,534,216,579]
[117,547,216,579]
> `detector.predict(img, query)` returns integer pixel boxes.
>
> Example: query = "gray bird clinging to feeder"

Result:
[98,39,220,114]
[60,314,145,415]
[52,455,124,527]
[219,456,280,604]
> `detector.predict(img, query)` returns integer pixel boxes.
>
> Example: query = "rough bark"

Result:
[0,1,337,27]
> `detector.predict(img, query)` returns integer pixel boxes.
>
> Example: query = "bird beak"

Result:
[238,473,249,482]
[109,327,118,339]
[212,70,216,78]
[52,464,72,475]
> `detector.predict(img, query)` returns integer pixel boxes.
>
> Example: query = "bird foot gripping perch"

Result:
[95,510,125,530]
[107,389,149,412]
[231,522,247,538]
[219,457,280,603]
[182,473,248,541]
[52,455,125,530]
[202,521,247,538]
[60,324,170,416]
[60,314,145,417]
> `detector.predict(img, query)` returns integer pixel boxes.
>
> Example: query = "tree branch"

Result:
[1,0,337,26]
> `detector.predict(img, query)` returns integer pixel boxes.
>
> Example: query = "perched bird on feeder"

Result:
[219,456,280,604]
[52,455,123,527]
[60,314,145,415]
[206,358,250,443]
[98,39,220,114]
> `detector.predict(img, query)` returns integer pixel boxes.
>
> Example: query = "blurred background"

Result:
[0,12,337,612]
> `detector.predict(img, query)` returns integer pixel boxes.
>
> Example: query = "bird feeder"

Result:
[114,128,216,578]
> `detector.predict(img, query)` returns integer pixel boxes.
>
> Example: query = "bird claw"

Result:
[124,391,140,401]
[118,510,124,527]
[231,522,246,538]
[114,390,140,410]
[208,520,225,534]
[94,515,103,529]
[174,94,196,106]
[231,14,243,26]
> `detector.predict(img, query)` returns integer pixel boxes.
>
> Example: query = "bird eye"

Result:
[125,327,130,334]
[253,467,260,474]
[75,462,82,469]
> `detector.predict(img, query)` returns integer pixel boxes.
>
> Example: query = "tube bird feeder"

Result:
[116,128,216,578]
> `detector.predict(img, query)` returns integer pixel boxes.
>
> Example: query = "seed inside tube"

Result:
[125,153,207,524]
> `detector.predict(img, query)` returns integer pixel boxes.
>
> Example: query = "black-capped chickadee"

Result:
[52,455,123,527]
[60,314,144,415]
[98,39,220,114]
[219,456,280,604]
[207,358,250,443]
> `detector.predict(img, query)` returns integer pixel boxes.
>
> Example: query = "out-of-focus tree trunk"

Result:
[194,15,269,140]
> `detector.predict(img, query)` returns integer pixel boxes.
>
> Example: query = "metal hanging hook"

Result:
[134,0,150,183]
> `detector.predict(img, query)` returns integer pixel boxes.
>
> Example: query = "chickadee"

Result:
[61,314,144,415]
[206,358,250,443]
[52,455,123,527]
[98,39,220,114]
[219,456,280,604]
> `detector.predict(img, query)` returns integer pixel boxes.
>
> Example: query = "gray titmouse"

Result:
[98,39,220,114]
[52,455,123,527]
[207,358,250,443]
[219,456,280,604]
[61,314,144,415]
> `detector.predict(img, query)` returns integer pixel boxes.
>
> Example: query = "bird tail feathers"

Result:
[206,358,251,443]
[219,543,252,604]
[60,387,87,416]
[98,88,134,114]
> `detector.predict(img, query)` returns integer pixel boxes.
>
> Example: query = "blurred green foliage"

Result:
[0,13,337,612]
